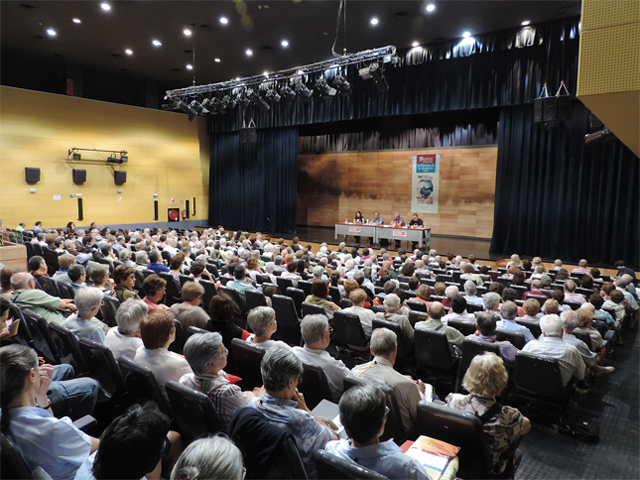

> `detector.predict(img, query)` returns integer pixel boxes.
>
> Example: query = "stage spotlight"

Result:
[332,75,352,95]
[295,82,313,101]
[202,97,226,114]
[279,85,297,100]
[120,154,128,163]
[177,100,198,117]
[315,78,337,99]
[246,88,271,111]
[265,89,281,103]
[107,155,124,164]
[368,63,389,93]
[585,127,614,146]
[189,99,209,115]
[72,152,82,160]
[236,94,250,107]
[222,95,237,109]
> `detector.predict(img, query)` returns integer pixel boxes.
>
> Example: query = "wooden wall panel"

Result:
[297,146,498,239]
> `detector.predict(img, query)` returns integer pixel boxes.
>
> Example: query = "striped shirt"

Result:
[522,336,586,386]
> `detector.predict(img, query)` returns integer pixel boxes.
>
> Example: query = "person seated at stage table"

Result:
[324,384,430,480]
[354,211,364,223]
[389,213,406,248]
[304,279,341,319]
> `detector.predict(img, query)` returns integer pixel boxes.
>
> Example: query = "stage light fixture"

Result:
[222,95,237,109]
[265,89,281,103]
[295,83,313,101]
[120,154,128,163]
[368,63,389,93]
[72,152,82,160]
[236,94,251,108]
[202,97,225,114]
[332,75,352,95]
[177,100,198,117]
[279,85,297,100]
[189,99,209,115]
[246,88,270,111]
[315,78,337,99]
[585,127,614,146]
[107,155,123,164]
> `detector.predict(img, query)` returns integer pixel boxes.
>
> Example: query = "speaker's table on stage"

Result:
[334,223,431,248]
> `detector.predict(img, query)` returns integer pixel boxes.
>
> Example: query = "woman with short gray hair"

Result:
[248,347,335,477]
[246,306,291,351]
[104,299,147,360]
[180,332,260,430]
[63,287,107,343]
[171,436,244,480]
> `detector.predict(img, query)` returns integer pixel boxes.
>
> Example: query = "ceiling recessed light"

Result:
[281,39,289,47]
[220,16,228,24]
[100,2,111,11]
[426,3,436,12]
[46,28,56,37]
[186,64,193,70]
[521,20,530,26]
[214,57,221,63]
[245,48,253,56]
[370,17,379,26]
[152,39,162,47]
[183,28,192,36]
[125,48,133,55]
[462,31,471,38]
[412,41,420,47]
[72,18,81,24]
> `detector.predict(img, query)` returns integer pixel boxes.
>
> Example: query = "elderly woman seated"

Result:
[171,436,244,480]
[170,281,210,332]
[63,287,108,343]
[304,279,340,319]
[0,344,99,479]
[342,288,376,339]
[245,306,291,350]
[205,294,250,350]
[180,332,261,430]
[446,352,530,476]
[112,264,141,303]
[142,274,169,313]
[104,298,147,360]
[88,263,113,295]
[325,384,429,479]
[134,310,192,395]
[374,293,415,342]
[248,347,335,477]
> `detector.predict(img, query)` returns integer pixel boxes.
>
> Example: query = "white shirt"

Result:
[133,347,192,395]
[246,336,292,351]
[104,327,143,360]
[292,346,350,402]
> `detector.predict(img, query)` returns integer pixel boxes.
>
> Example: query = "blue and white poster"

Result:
[411,154,440,213]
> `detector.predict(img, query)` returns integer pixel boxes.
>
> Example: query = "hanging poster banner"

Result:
[411,154,440,213]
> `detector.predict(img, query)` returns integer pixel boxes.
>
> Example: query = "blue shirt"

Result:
[147,262,170,274]
[325,439,431,480]
[63,314,106,343]
[248,393,334,477]
[497,318,534,343]
[5,407,91,480]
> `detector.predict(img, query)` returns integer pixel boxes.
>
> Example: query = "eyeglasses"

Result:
[38,357,45,366]
[384,406,390,418]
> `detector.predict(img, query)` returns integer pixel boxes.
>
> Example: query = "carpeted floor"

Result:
[515,329,639,479]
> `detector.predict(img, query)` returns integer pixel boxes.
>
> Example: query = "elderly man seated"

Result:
[352,328,430,437]
[374,294,415,343]
[324,384,430,479]
[560,310,614,378]
[443,295,475,324]
[466,311,519,366]
[10,272,76,324]
[523,315,587,387]
[415,301,464,353]
[292,314,351,402]
[563,280,586,305]
[248,347,336,477]
[227,264,259,307]
[497,301,534,344]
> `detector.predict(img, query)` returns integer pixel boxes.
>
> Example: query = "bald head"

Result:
[430,301,444,320]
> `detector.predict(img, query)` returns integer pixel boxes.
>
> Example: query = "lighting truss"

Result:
[67,147,128,163]
[164,45,398,104]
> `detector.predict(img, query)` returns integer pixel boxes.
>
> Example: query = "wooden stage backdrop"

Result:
[297,146,498,239]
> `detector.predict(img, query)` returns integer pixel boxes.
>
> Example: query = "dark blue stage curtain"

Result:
[490,103,640,269]
[208,128,298,234]
[209,18,580,134]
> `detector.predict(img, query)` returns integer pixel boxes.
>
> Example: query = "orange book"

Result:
[405,435,460,480]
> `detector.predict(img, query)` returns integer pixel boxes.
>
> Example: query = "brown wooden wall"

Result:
[297,146,498,238]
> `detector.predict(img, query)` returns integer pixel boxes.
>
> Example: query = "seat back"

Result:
[170,319,186,354]
[563,300,582,311]
[165,381,224,442]
[42,248,60,276]
[333,311,368,349]
[406,300,427,312]
[199,280,217,310]
[230,338,266,389]
[271,295,302,346]
[57,282,75,299]
[371,317,413,363]
[21,309,61,365]
[1,432,48,480]
[572,329,592,350]
[414,327,455,371]
[134,270,145,291]
[285,287,306,318]
[461,338,501,373]
[255,274,271,285]
[246,290,267,311]
[218,286,246,315]
[416,402,492,479]
[179,274,194,287]
[495,328,526,349]
[159,272,182,306]
[328,286,341,304]
[187,326,209,336]
[118,356,172,416]
[35,276,60,298]
[465,302,484,313]
[299,362,333,410]
[8,305,36,351]
[515,318,541,338]
[301,302,326,318]
[510,285,530,299]
[514,351,568,407]
[100,295,120,328]
[48,323,89,375]
[408,310,429,327]
[314,450,387,480]
[446,318,476,336]
[276,276,294,292]
[339,298,352,309]
[297,280,313,296]
[78,337,126,399]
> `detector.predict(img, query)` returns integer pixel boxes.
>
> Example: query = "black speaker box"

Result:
[25,167,40,184]
[239,127,257,144]
[556,95,574,121]
[542,96,558,122]
[72,169,86,185]
[533,98,544,123]
[114,171,127,185]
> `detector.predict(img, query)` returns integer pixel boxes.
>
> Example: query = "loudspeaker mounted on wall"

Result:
[25,167,41,184]
[239,126,257,144]
[114,171,127,185]
[72,169,86,185]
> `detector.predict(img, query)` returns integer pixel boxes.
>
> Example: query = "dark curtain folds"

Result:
[490,103,640,269]
[208,128,298,234]
[208,18,580,134]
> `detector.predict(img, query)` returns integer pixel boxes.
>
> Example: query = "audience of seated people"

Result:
[2,222,637,479]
